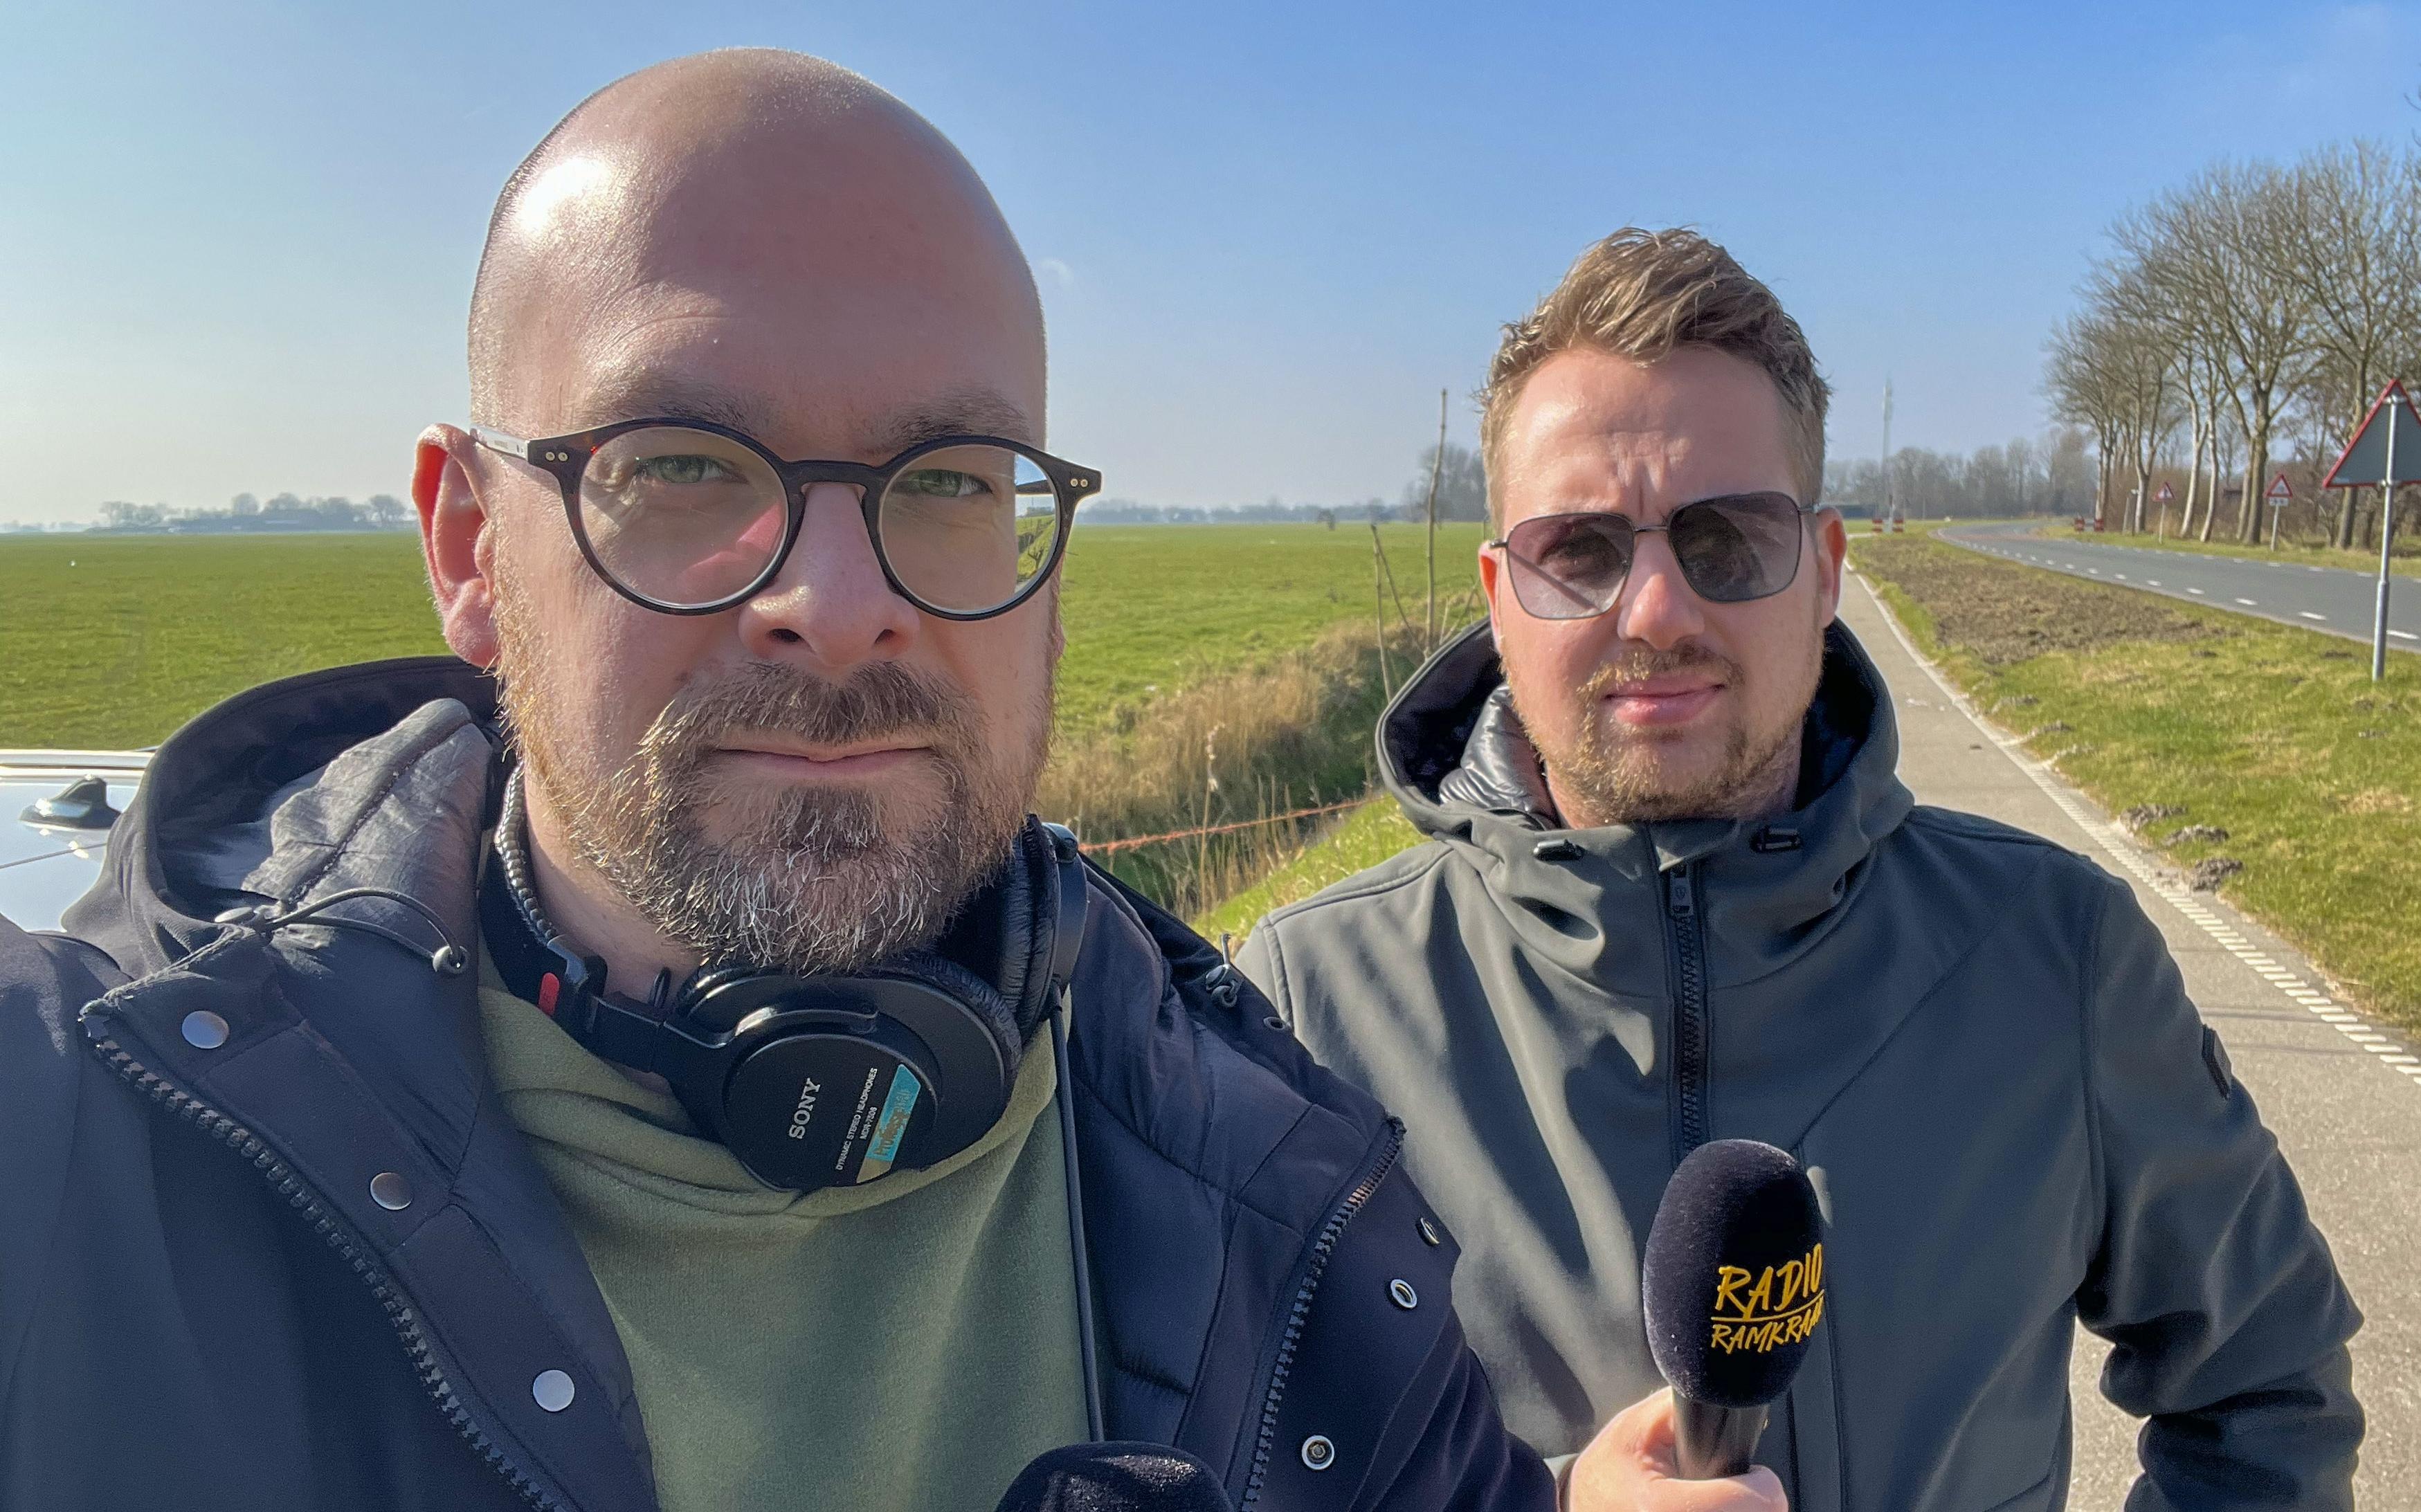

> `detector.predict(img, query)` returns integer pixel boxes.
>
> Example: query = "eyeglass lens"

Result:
[1502,493,1805,619]
[573,427,1063,614]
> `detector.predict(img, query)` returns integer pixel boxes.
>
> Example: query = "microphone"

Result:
[993,1443,1234,1512]
[1640,1139,1826,1481]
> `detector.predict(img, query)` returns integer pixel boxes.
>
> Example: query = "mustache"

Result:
[640,661,976,767]
[1574,644,1744,700]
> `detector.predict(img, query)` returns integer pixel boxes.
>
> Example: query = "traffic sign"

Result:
[2266,474,2292,507]
[2156,482,2175,503]
[2323,380,2421,488]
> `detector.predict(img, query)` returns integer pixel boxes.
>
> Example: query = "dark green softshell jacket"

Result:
[1238,620,2361,1512]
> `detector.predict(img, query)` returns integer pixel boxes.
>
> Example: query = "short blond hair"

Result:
[1480,228,1829,525]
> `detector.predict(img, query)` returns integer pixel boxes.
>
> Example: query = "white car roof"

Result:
[0,751,152,934]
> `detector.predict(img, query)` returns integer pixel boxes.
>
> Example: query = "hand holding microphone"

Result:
[1568,1139,1823,1512]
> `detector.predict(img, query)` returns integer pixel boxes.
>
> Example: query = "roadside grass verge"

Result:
[1854,533,2421,1030]
[2020,520,2421,581]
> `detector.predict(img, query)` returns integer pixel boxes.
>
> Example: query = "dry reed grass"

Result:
[1041,618,1449,919]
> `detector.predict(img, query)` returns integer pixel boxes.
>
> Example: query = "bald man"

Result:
[0,49,1780,1512]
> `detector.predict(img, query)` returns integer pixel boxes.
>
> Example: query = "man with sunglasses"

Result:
[1240,229,2361,1509]
[0,54,1793,1512]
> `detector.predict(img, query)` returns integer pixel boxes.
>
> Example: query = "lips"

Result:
[1601,682,1723,727]
[711,741,930,778]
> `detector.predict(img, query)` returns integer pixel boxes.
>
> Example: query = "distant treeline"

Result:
[88,492,415,534]
[1824,430,2096,520]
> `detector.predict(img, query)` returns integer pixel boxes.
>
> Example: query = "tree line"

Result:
[96,492,414,533]
[2046,138,2421,549]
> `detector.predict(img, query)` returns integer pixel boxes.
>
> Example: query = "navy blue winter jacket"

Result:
[0,659,1554,1512]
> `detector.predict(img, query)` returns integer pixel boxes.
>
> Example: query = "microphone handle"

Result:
[1671,1396,1768,1481]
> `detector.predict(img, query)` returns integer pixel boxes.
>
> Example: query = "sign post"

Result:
[2155,480,2175,539]
[2322,380,2421,681]
[2265,474,2292,550]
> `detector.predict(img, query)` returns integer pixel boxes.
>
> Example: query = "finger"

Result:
[1640,1464,1788,1512]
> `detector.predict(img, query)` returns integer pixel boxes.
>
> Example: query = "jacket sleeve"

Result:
[2072,873,2363,1511]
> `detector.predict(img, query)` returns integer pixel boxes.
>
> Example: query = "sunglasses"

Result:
[1489,493,1819,619]
[472,419,1100,620]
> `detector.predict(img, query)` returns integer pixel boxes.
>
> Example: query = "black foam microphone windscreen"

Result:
[993,1443,1235,1512]
[1642,1138,1826,1422]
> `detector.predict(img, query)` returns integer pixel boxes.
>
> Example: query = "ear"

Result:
[1477,539,1505,648]
[414,424,502,668]
[1810,507,1849,626]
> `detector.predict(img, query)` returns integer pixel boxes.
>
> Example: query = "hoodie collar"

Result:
[1379,620,1916,966]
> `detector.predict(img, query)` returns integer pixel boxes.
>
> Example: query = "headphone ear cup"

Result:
[882,950,1022,1074]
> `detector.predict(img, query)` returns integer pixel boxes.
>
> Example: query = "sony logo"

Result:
[785,1077,822,1140]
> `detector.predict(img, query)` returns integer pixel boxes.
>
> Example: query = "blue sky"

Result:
[4,0,2418,525]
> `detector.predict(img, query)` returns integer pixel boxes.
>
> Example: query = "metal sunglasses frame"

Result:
[471,418,1101,620]
[1487,493,1824,617]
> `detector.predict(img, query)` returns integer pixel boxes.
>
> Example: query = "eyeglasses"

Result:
[471,420,1100,619]
[1489,493,1819,619]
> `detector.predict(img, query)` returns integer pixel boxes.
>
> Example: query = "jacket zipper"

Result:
[1667,863,1712,1156]
[82,1019,564,1512]
[1238,1118,1406,1508]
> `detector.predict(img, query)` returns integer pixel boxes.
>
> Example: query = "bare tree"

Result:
[2114,163,2318,542]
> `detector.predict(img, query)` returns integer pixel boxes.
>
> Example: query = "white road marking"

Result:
[2301,612,2328,621]
[1856,572,2416,1093]
[2189,588,2206,595]
[2392,630,2418,641]
[2235,597,2257,605]
[2148,580,2162,587]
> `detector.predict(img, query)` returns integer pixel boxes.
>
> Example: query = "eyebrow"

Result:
[567,374,1040,457]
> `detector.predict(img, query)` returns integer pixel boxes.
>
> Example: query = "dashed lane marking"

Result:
[1852,568,2417,1089]
[2235,597,2257,605]
[2301,612,2328,621]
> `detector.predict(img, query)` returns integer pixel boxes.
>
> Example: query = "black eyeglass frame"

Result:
[1486,493,1824,619]
[472,419,1101,620]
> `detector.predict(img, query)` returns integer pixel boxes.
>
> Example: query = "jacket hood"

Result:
[62,657,505,979]
[1377,619,1916,976]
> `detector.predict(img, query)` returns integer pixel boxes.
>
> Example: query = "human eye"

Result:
[891,467,993,500]
[633,453,745,486]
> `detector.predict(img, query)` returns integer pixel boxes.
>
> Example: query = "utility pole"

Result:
[1880,379,1894,528]
[1422,389,1446,654]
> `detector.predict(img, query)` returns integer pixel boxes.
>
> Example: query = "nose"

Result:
[734,482,921,669]
[1611,528,1708,650]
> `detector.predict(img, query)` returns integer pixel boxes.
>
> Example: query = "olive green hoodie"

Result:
[1238,621,2360,1512]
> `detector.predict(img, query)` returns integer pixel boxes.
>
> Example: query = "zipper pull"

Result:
[1667,870,1695,918]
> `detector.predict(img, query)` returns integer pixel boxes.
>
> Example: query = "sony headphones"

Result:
[482,767,1089,1194]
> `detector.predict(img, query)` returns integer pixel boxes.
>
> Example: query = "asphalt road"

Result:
[1940,520,2421,655]
[1837,570,2420,1509]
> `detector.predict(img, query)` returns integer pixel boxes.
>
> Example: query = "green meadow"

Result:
[0,523,1485,749]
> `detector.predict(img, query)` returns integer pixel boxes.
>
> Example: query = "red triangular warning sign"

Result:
[2323,380,2421,488]
[2265,473,2292,502]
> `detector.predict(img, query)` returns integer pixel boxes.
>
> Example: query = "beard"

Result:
[1514,637,1816,826]
[491,570,1051,974]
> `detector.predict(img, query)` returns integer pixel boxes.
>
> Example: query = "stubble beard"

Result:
[1515,636,1819,826]
[491,572,1051,974]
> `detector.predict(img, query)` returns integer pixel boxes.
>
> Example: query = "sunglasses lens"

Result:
[1503,514,1634,619]
[878,444,1064,615]
[1671,493,1805,603]
[577,426,788,610]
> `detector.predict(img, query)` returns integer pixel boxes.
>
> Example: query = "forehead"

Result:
[493,136,1045,456]
[1496,346,1796,525]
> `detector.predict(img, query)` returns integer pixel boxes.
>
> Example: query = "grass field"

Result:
[1856,532,2421,1029]
[2021,519,2421,581]
[0,522,1487,749]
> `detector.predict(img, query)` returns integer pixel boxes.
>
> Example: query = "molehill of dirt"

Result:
[1856,537,2215,666]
